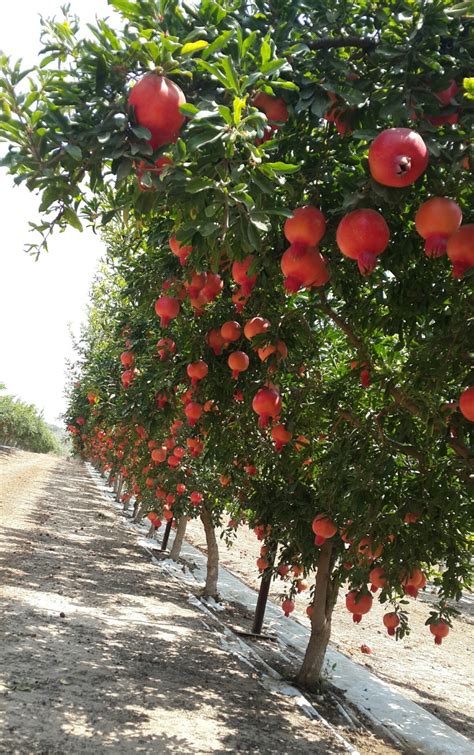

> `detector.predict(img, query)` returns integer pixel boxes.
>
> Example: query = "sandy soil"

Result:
[0,448,394,755]
[184,516,474,740]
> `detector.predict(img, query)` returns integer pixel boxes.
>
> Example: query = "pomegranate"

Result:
[271,424,292,451]
[121,368,137,388]
[368,128,429,187]
[201,273,223,303]
[401,568,425,598]
[167,455,180,468]
[404,512,419,524]
[284,206,326,249]
[244,316,271,340]
[447,225,474,278]
[154,296,180,327]
[459,386,474,421]
[221,321,242,343]
[136,157,172,191]
[281,598,295,617]
[207,328,226,355]
[228,351,250,379]
[357,537,383,562]
[296,579,309,593]
[190,491,203,506]
[383,612,400,636]
[281,245,329,292]
[252,388,282,427]
[187,360,208,385]
[232,256,257,295]
[306,605,314,619]
[169,235,192,265]
[156,338,176,360]
[345,591,373,623]
[278,564,290,578]
[185,401,203,426]
[415,198,462,257]
[336,209,390,275]
[256,557,269,572]
[311,514,337,546]
[254,92,289,124]
[369,566,386,592]
[430,620,450,645]
[87,392,97,404]
[128,73,186,150]
[360,368,371,388]
[232,288,250,313]
[151,447,167,464]
[120,351,135,368]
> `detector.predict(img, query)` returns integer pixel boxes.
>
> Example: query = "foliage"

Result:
[0,0,472,680]
[0,388,62,454]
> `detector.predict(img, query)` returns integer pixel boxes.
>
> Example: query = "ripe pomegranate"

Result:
[228,351,250,379]
[252,388,282,427]
[254,92,289,124]
[244,317,271,340]
[271,424,292,451]
[281,245,329,292]
[306,605,314,619]
[281,598,295,617]
[404,512,419,524]
[232,256,257,295]
[360,368,371,388]
[154,296,180,327]
[190,491,203,506]
[369,566,386,592]
[256,557,269,572]
[430,620,450,645]
[357,537,383,562]
[284,206,326,249]
[401,568,425,598]
[221,321,242,343]
[368,128,429,187]
[151,447,167,464]
[157,337,176,360]
[459,386,474,421]
[207,328,226,356]
[447,224,474,278]
[185,401,203,426]
[232,288,249,313]
[87,392,97,404]
[174,447,186,459]
[187,360,209,385]
[311,515,337,546]
[219,474,231,487]
[336,209,390,275]
[121,368,137,389]
[168,455,179,468]
[383,612,400,636]
[278,564,290,578]
[360,644,373,655]
[345,591,373,623]
[415,198,462,258]
[120,351,135,368]
[201,273,223,303]
[136,157,172,191]
[296,579,309,593]
[128,74,186,150]
[169,235,192,265]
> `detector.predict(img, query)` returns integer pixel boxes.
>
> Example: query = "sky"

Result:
[0,1,118,424]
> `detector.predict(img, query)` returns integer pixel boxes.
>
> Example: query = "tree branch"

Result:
[307,35,378,52]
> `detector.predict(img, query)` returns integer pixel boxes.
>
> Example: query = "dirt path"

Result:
[1,449,369,755]
[184,517,474,740]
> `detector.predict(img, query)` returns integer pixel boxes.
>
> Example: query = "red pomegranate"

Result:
[254,92,289,124]
[357,537,383,562]
[120,351,135,368]
[252,388,282,427]
[167,455,180,468]
[228,351,250,379]
[258,340,287,363]
[383,612,400,636]
[185,401,203,426]
[415,198,462,257]
[232,288,249,313]
[281,598,295,617]
[360,368,371,388]
[284,206,326,249]
[281,245,329,292]
[201,273,223,303]
[244,316,271,340]
[169,235,192,265]
[271,424,292,451]
[121,369,137,389]
[151,447,167,464]
[368,128,429,187]
[154,296,180,327]
[447,224,474,278]
[156,337,176,360]
[221,321,242,343]
[207,328,226,356]
[336,208,390,275]
[311,514,337,546]
[278,564,290,578]
[459,386,474,422]
[190,491,203,506]
[187,360,208,385]
[401,568,425,598]
[256,557,269,572]
[430,620,450,645]
[345,591,373,623]
[232,256,257,295]
[369,566,386,592]
[136,157,172,191]
[128,74,186,150]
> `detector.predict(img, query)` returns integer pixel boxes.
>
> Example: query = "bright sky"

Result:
[0,1,117,424]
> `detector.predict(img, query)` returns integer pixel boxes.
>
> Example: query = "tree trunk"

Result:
[113,474,120,494]
[107,470,114,487]
[116,476,124,501]
[132,498,140,519]
[169,516,189,560]
[200,506,219,599]
[133,502,143,523]
[296,540,339,688]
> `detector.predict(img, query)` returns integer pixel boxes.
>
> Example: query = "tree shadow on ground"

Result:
[0,459,343,754]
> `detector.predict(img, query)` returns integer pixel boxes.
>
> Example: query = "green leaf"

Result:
[108,0,139,15]
[62,207,83,232]
[262,161,300,174]
[131,125,151,140]
[95,55,107,95]
[181,40,209,56]
[218,105,233,125]
[199,221,220,237]
[221,56,240,94]
[202,31,233,60]
[180,103,200,117]
[261,38,271,66]
[65,144,83,161]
